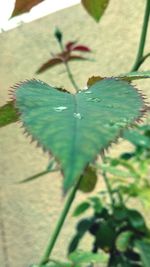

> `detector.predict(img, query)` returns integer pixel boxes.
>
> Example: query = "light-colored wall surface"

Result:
[0,1,150,266]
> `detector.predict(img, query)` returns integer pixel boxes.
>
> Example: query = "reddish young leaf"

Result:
[36,54,89,74]
[36,58,63,74]
[72,45,91,52]
[11,0,44,17]
[66,41,77,51]
[69,55,89,61]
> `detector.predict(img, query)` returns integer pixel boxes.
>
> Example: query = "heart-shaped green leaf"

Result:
[13,78,145,192]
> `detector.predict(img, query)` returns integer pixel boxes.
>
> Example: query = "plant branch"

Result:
[39,177,81,266]
[131,0,150,71]
[95,161,115,209]
[58,39,80,92]
[102,169,115,210]
[64,61,80,92]
[135,52,150,69]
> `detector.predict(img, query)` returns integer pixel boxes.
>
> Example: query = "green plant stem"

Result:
[135,52,150,69]
[131,0,150,71]
[58,40,80,92]
[39,177,81,266]
[102,169,115,210]
[64,61,80,92]
[95,161,115,209]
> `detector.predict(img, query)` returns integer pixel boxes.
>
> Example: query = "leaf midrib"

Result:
[67,94,80,183]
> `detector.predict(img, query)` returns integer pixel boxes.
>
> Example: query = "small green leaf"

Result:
[73,201,90,217]
[114,206,128,221]
[77,219,93,233]
[68,233,82,254]
[127,209,147,232]
[54,27,63,43]
[46,261,71,267]
[69,219,93,253]
[69,250,108,264]
[95,221,116,250]
[135,239,150,267]
[82,0,109,22]
[0,101,18,127]
[119,71,150,81]
[101,164,133,178]
[78,166,97,193]
[13,78,145,192]
[123,130,150,148]
[89,196,102,213]
[116,231,133,252]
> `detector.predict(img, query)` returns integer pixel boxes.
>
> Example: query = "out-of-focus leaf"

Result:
[11,0,44,17]
[139,124,150,132]
[68,218,93,253]
[0,101,18,127]
[89,196,103,213]
[116,231,133,252]
[69,250,108,264]
[72,45,91,52]
[87,76,104,87]
[120,152,135,160]
[36,54,89,74]
[127,209,147,232]
[69,54,90,61]
[95,221,116,250]
[43,260,71,267]
[66,42,91,52]
[138,188,150,207]
[13,78,145,192]
[123,129,150,148]
[73,201,90,216]
[77,219,93,233]
[114,206,128,221]
[82,0,110,22]
[54,27,63,43]
[36,58,63,74]
[135,239,150,267]
[101,164,133,178]
[78,166,98,193]
[68,233,82,254]
[66,41,77,51]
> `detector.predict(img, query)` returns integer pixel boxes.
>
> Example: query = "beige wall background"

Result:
[0,1,150,266]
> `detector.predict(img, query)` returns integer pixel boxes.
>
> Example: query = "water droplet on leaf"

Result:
[74,113,82,119]
[85,90,92,94]
[115,122,126,127]
[139,140,146,145]
[87,97,101,102]
[53,106,68,112]
[106,104,114,108]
